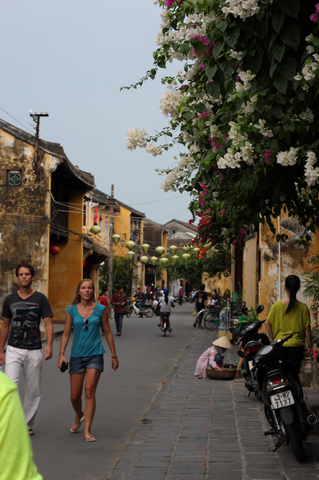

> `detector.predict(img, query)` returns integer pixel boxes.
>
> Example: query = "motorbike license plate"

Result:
[270,391,295,409]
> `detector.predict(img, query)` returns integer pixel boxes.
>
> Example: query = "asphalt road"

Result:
[30,303,196,480]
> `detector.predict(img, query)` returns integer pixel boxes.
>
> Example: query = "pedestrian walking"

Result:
[57,278,119,442]
[98,287,110,311]
[178,287,184,305]
[111,285,127,335]
[0,262,54,436]
[194,283,208,328]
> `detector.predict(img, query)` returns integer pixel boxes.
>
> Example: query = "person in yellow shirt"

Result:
[265,275,312,373]
[0,371,43,480]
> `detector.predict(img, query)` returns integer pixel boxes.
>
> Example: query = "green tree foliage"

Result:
[99,256,136,296]
[167,244,231,288]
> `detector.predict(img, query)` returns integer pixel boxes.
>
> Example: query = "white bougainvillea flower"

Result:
[125,127,148,151]
[160,90,183,117]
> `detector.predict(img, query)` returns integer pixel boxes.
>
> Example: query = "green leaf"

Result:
[224,26,240,49]
[280,57,297,81]
[281,0,300,19]
[179,43,190,56]
[216,20,228,32]
[269,60,278,78]
[273,43,286,63]
[272,12,285,34]
[195,103,207,113]
[280,25,300,50]
[205,64,217,80]
[206,81,221,98]
[213,41,225,59]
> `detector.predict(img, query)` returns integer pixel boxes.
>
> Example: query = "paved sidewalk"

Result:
[110,327,319,480]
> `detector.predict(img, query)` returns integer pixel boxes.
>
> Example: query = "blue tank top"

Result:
[67,303,106,358]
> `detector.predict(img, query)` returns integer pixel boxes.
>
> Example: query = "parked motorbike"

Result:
[236,305,268,396]
[161,312,170,337]
[250,334,317,462]
[126,299,154,318]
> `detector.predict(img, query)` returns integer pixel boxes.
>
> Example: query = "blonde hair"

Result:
[71,278,95,305]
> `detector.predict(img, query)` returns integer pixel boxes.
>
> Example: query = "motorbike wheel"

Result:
[203,311,219,330]
[126,308,132,318]
[144,308,154,318]
[284,423,306,463]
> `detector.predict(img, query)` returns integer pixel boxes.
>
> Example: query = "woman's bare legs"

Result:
[70,372,86,427]
[84,368,102,438]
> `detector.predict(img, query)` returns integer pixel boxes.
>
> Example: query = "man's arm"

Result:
[0,318,11,365]
[43,317,53,360]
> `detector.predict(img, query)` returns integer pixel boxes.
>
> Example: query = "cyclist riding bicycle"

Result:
[158,288,175,332]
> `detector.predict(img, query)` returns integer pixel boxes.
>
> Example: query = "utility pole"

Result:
[29,110,49,169]
[108,185,115,317]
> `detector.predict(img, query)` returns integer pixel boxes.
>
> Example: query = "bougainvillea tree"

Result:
[125,0,319,246]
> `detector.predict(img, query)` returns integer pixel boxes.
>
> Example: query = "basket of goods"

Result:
[206,363,237,380]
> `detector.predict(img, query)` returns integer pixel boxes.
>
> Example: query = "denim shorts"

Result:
[69,354,104,374]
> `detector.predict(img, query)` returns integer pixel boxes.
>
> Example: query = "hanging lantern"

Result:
[112,234,121,245]
[83,260,87,266]
[172,255,179,264]
[203,242,212,251]
[127,251,135,261]
[198,242,203,248]
[155,246,165,255]
[141,243,150,254]
[49,246,60,264]
[159,257,169,266]
[90,224,101,234]
[140,255,149,264]
[182,253,191,261]
[169,245,178,255]
[182,245,191,253]
[151,256,158,266]
[193,247,200,255]
[126,240,136,250]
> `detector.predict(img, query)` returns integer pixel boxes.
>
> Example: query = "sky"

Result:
[0,0,192,225]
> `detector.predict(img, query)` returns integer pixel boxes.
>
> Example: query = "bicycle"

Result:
[203,306,220,331]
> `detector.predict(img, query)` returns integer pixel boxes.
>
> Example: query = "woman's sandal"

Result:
[70,414,85,433]
[85,435,96,442]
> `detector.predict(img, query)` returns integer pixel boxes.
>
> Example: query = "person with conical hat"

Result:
[194,336,233,379]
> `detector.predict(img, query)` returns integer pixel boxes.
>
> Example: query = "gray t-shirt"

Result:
[2,291,53,350]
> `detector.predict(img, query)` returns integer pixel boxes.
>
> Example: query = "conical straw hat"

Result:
[212,336,233,349]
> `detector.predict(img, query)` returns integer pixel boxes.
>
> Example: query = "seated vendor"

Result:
[194,336,233,379]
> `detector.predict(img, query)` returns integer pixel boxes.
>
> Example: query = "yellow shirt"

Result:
[267,300,310,347]
[0,372,43,480]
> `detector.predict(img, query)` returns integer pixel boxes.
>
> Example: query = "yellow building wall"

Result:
[112,206,131,257]
[259,214,319,319]
[204,275,231,297]
[48,191,84,322]
[242,235,257,309]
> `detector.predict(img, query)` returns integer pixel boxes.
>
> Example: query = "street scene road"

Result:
[27,303,319,480]
[30,303,195,480]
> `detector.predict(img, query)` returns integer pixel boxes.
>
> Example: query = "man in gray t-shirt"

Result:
[0,263,53,435]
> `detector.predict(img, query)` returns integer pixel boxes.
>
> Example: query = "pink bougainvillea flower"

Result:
[165,0,184,6]
[313,349,319,360]
[316,3,319,12]
[310,12,319,22]
[189,219,194,224]
[263,149,274,165]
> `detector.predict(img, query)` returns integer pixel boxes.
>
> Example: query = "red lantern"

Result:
[83,260,87,266]
[199,247,206,259]
[49,246,60,264]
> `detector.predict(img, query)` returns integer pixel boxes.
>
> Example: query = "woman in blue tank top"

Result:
[58,279,119,442]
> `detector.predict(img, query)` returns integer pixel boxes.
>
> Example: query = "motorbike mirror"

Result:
[257,305,264,314]
[242,307,248,314]
[237,350,245,358]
